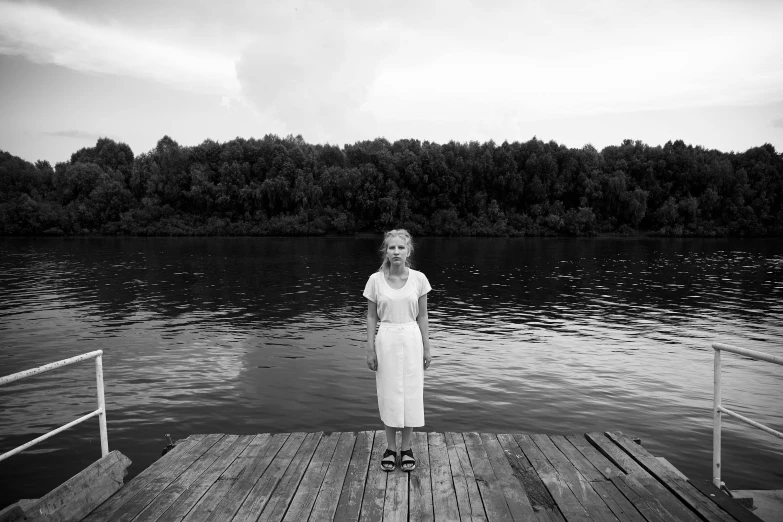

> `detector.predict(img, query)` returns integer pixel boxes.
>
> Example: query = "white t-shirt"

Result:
[363,269,432,324]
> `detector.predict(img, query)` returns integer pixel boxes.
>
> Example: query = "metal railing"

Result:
[0,350,108,462]
[712,342,783,488]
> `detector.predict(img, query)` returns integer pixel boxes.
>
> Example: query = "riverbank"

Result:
[3,227,781,238]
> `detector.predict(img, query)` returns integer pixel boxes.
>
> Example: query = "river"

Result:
[0,236,781,508]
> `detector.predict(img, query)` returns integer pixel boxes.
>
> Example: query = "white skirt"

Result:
[375,321,425,428]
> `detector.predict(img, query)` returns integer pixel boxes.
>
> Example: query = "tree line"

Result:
[1,134,781,236]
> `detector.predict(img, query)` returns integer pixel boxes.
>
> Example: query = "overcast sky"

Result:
[1,0,782,164]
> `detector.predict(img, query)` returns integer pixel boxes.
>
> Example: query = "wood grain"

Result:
[72,430,738,522]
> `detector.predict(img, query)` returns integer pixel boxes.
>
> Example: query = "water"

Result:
[0,236,781,508]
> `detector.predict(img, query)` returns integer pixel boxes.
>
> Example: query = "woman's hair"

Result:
[378,229,414,274]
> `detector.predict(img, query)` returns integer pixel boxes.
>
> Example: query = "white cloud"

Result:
[1,0,781,151]
[0,1,240,97]
[234,4,398,142]
[44,129,115,141]
[367,0,783,125]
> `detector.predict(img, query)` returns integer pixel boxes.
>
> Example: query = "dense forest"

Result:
[1,135,781,236]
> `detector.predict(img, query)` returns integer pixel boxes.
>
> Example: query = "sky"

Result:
[1,0,782,165]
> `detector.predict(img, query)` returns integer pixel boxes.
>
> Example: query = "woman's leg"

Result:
[380,424,399,471]
[385,424,398,451]
[400,426,413,450]
[399,427,416,471]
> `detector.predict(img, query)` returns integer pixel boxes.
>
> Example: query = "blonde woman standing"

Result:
[364,229,432,472]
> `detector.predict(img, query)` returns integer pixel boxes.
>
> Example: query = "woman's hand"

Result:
[423,350,432,370]
[367,350,378,371]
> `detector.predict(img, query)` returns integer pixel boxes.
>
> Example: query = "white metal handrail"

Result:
[0,350,108,462]
[712,342,783,488]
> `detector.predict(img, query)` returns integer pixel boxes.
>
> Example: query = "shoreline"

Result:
[2,230,782,239]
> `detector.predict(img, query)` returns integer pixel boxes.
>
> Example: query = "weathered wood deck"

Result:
[81,430,760,522]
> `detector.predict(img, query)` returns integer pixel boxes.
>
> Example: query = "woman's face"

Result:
[385,236,409,267]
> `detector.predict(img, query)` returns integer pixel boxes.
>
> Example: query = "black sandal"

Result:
[400,449,416,472]
[381,449,397,472]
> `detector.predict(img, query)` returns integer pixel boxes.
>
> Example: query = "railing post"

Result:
[95,353,109,457]
[713,347,722,488]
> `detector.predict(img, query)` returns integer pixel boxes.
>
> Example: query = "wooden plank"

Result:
[333,431,374,522]
[612,475,701,522]
[550,438,649,522]
[358,430,388,522]
[180,434,270,522]
[446,432,486,522]
[530,434,618,522]
[565,435,624,479]
[496,434,564,522]
[231,432,308,522]
[657,457,688,480]
[108,434,232,522]
[257,431,322,522]
[637,474,705,522]
[445,433,474,521]
[72,430,753,522]
[586,432,701,522]
[204,433,290,522]
[550,436,606,482]
[585,432,649,476]
[1,500,40,522]
[605,431,735,522]
[308,432,357,522]
[150,434,255,522]
[409,431,434,522]
[609,474,683,522]
[383,449,409,522]
[0,503,24,522]
[82,434,214,522]
[283,432,341,521]
[589,480,647,522]
[691,480,766,522]
[462,432,514,522]
[514,434,592,522]
[24,450,131,522]
[428,432,460,522]
[480,433,539,522]
[558,435,650,522]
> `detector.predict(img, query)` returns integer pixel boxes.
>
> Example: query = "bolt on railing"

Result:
[0,350,108,462]
[712,342,783,488]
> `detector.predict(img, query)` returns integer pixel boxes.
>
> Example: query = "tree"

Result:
[70,138,134,182]
[1,133,781,237]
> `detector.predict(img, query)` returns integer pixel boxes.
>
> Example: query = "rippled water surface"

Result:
[1,237,782,508]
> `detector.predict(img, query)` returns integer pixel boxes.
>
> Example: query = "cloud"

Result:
[371,0,783,122]
[0,0,412,143]
[234,3,399,142]
[2,0,782,149]
[0,1,240,97]
[44,130,115,141]
[773,117,783,129]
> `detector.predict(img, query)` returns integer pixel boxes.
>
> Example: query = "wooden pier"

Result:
[80,430,760,522]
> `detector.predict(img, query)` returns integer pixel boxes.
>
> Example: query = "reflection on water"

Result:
[1,237,782,508]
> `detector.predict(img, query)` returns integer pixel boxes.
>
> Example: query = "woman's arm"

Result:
[366,299,379,371]
[417,294,431,369]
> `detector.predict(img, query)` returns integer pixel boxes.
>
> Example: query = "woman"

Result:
[364,229,432,472]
